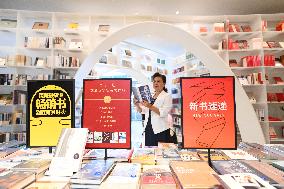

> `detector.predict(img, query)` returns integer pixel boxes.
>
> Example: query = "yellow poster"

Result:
[28,81,74,147]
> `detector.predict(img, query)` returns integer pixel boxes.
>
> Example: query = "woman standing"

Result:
[134,72,173,146]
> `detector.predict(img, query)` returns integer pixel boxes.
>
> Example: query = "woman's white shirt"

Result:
[142,90,173,134]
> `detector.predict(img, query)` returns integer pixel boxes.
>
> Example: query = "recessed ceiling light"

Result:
[176,10,179,15]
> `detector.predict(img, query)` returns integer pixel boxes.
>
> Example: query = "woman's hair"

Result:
[152,72,168,92]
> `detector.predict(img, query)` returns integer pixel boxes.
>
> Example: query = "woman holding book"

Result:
[134,72,173,146]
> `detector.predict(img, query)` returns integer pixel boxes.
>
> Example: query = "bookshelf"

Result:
[0,9,283,144]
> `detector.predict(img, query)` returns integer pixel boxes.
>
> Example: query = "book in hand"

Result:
[32,22,49,30]
[71,160,115,185]
[0,170,35,189]
[218,173,276,189]
[138,85,154,103]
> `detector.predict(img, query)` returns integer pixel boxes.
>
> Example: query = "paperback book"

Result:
[71,160,115,185]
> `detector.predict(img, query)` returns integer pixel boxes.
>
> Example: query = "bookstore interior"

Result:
[0,1,284,188]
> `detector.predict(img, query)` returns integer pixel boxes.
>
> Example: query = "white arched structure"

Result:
[75,21,266,144]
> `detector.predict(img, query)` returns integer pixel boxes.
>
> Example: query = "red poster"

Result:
[82,79,131,149]
[181,77,236,149]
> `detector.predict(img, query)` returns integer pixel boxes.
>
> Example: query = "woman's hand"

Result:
[142,100,152,108]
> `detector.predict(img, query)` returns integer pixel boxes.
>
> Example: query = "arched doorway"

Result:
[75,21,266,144]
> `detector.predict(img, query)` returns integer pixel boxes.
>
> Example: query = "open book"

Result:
[132,85,153,103]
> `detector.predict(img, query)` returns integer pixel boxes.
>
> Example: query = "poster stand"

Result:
[104,149,108,160]
[207,149,212,167]
[49,147,52,154]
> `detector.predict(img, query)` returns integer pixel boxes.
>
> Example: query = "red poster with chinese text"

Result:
[181,77,236,149]
[82,79,131,149]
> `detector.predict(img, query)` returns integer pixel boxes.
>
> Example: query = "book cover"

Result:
[131,148,156,165]
[0,18,17,28]
[218,173,276,189]
[25,181,69,189]
[178,151,200,161]
[272,161,284,171]
[51,128,89,174]
[241,25,252,32]
[98,24,110,32]
[198,150,229,161]
[0,170,35,189]
[11,159,51,174]
[170,161,222,189]
[138,85,154,103]
[221,149,258,160]
[141,165,176,189]
[132,87,142,102]
[32,22,49,30]
[100,163,141,189]
[71,160,115,185]
[241,160,284,186]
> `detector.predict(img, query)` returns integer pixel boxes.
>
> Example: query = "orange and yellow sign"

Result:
[181,77,236,149]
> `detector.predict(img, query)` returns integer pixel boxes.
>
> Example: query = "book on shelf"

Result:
[276,21,284,31]
[32,22,49,30]
[70,160,115,185]
[67,22,79,30]
[199,26,208,33]
[0,170,35,189]
[218,173,276,189]
[278,41,284,48]
[121,59,132,68]
[0,18,17,28]
[213,22,225,32]
[124,49,132,56]
[266,41,282,48]
[0,93,13,105]
[250,37,262,49]
[241,25,252,32]
[229,23,241,32]
[69,39,83,49]
[53,37,66,49]
[273,77,284,84]
[98,24,110,34]
[229,59,240,67]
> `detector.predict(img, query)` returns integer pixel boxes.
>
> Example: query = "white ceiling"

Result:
[0,0,284,16]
